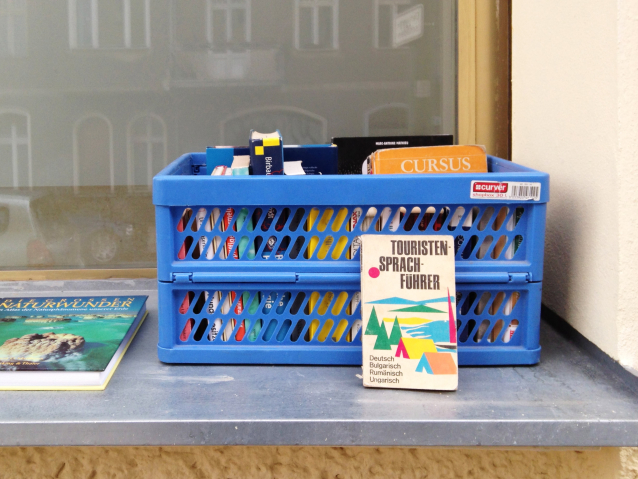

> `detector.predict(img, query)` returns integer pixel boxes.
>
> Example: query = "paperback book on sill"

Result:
[360,235,458,391]
[0,295,147,390]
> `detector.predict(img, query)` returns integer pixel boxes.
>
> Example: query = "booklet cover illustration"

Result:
[360,235,458,391]
[0,296,147,375]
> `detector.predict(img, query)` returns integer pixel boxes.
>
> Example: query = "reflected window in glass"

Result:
[0,0,458,272]
[0,0,27,57]
[69,0,150,49]
[0,111,31,189]
[128,114,167,189]
[295,0,338,50]
[208,0,250,50]
[374,0,412,49]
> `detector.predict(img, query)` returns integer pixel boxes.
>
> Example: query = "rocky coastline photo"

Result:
[0,333,85,362]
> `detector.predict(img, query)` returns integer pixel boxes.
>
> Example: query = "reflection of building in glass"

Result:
[295,0,338,50]
[0,0,27,57]
[0,110,31,188]
[0,0,455,268]
[0,0,455,189]
[68,0,150,49]
[207,0,250,49]
[374,0,412,49]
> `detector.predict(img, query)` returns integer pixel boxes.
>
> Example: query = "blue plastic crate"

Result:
[157,280,541,365]
[154,153,549,365]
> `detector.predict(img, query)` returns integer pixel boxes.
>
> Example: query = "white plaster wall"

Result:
[511,0,635,362]
[616,0,638,371]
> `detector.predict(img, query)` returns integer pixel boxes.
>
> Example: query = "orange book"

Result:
[369,145,487,175]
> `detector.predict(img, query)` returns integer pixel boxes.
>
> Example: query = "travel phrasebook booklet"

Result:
[360,235,458,391]
[0,295,148,390]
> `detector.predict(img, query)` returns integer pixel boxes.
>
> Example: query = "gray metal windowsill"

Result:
[0,279,637,448]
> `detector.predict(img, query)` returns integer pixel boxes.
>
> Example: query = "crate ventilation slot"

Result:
[174,205,528,262]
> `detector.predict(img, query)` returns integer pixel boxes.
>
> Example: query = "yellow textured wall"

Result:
[0,446,631,479]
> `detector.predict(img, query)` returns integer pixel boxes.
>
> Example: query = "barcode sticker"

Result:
[470,181,541,201]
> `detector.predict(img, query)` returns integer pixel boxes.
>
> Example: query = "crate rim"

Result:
[153,153,550,206]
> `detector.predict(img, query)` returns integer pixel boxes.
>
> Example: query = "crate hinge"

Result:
[509,272,531,283]
[172,273,193,283]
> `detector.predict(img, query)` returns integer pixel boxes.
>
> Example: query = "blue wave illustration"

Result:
[367,296,455,305]
[402,320,450,343]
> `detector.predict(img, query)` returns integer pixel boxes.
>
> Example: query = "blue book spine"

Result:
[249,130,284,175]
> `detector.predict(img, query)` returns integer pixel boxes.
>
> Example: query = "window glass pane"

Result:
[98,0,125,48]
[13,12,27,56]
[0,113,28,188]
[230,7,245,45]
[0,13,9,56]
[369,106,409,136]
[16,144,28,185]
[317,6,333,49]
[0,0,456,270]
[298,7,313,48]
[0,145,13,187]
[0,113,14,136]
[132,141,148,185]
[76,116,111,186]
[211,9,227,47]
[151,142,165,176]
[174,0,206,49]
[76,0,93,47]
[0,0,28,57]
[377,4,392,48]
[130,0,147,48]
[130,116,166,187]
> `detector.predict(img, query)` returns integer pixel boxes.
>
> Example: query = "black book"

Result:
[332,135,454,175]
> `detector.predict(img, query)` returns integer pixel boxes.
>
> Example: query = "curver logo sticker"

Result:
[473,182,508,194]
[471,181,541,201]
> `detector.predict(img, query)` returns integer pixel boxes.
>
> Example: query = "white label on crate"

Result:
[470,181,541,201]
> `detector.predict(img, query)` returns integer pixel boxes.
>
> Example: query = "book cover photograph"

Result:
[360,235,458,391]
[0,296,147,389]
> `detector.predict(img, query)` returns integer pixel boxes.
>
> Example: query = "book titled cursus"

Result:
[0,295,147,390]
[360,235,458,391]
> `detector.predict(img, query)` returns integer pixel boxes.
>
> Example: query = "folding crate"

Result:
[154,153,549,365]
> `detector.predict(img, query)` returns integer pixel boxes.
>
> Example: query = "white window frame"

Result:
[126,113,167,189]
[374,0,411,49]
[0,0,27,58]
[68,0,151,49]
[206,0,251,48]
[294,0,338,51]
[72,113,114,192]
[0,109,32,188]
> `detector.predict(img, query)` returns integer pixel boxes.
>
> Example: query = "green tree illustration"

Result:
[389,316,402,346]
[374,321,392,350]
[364,307,381,336]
